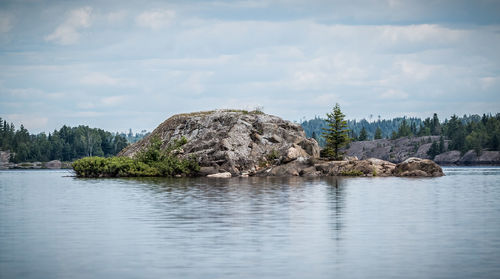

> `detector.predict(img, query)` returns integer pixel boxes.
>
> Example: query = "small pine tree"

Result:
[321,103,350,160]
[358,127,368,141]
[374,127,382,139]
[427,141,439,159]
[438,135,445,153]
[431,113,441,135]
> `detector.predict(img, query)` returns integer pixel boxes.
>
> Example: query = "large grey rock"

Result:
[459,150,500,165]
[434,151,461,164]
[393,157,444,177]
[119,110,320,175]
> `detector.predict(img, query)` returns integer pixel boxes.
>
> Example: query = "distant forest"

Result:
[302,113,500,154]
[0,118,129,163]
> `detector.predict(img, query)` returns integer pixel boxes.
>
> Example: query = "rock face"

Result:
[344,136,446,162]
[119,110,320,175]
[0,151,12,169]
[344,136,500,165]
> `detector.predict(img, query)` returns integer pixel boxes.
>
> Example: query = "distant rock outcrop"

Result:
[435,150,500,165]
[344,136,444,162]
[0,151,12,169]
[119,110,444,177]
[344,137,500,165]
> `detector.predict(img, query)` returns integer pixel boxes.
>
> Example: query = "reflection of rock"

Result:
[393,157,444,177]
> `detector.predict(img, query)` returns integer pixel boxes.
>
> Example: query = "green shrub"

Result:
[340,170,364,176]
[266,149,280,161]
[72,136,199,178]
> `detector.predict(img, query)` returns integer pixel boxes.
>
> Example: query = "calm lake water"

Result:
[1,168,500,279]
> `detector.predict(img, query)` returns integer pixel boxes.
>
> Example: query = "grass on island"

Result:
[72,136,199,178]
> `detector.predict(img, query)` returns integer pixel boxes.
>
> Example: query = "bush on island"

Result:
[72,136,199,177]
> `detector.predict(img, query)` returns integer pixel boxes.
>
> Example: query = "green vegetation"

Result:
[0,118,128,163]
[321,103,350,160]
[340,170,364,176]
[266,149,280,161]
[374,127,382,140]
[358,127,368,141]
[72,136,199,178]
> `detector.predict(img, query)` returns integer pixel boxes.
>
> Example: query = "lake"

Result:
[1,167,500,278]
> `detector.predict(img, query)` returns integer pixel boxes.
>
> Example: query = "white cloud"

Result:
[6,114,48,131]
[107,11,128,24]
[135,9,175,30]
[45,7,92,45]
[380,89,409,99]
[80,72,119,86]
[101,95,126,106]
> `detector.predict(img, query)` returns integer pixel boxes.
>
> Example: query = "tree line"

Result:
[302,112,500,155]
[0,117,128,163]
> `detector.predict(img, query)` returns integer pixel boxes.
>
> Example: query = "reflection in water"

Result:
[324,177,346,238]
[2,169,500,279]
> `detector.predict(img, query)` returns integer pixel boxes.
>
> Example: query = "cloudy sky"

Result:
[1,0,499,133]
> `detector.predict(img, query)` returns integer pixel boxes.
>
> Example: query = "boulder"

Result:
[434,151,461,164]
[393,157,444,177]
[119,110,320,175]
[283,144,309,163]
[45,160,62,169]
[207,172,232,178]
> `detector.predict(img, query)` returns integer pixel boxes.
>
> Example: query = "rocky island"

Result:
[114,110,443,178]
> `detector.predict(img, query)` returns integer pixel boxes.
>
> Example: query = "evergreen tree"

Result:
[374,127,382,140]
[321,103,350,160]
[391,131,398,140]
[427,141,440,159]
[358,127,368,141]
[431,113,441,135]
[438,135,445,153]
[397,118,412,138]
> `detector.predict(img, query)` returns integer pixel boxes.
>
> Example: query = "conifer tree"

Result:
[321,103,350,160]
[374,127,382,139]
[358,127,368,141]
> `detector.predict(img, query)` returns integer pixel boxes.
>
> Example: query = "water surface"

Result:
[1,167,500,278]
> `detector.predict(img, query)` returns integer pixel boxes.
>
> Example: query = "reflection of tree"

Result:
[325,177,346,240]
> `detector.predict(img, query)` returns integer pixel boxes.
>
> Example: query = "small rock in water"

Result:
[207,172,232,178]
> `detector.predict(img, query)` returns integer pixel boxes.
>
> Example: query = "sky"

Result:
[1,0,500,134]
